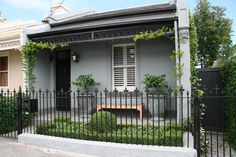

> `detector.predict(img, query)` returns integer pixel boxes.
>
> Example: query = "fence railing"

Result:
[1,87,236,157]
[0,87,193,146]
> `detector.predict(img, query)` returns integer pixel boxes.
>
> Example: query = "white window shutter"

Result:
[127,67,135,87]
[114,67,124,87]
[113,47,124,66]
[126,46,135,65]
[113,44,136,91]
[126,46,136,88]
[113,46,125,88]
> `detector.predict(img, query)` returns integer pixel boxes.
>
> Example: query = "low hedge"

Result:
[221,56,236,150]
[37,117,183,146]
[88,111,117,133]
[0,96,31,134]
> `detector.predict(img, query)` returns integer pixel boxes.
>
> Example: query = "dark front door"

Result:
[56,50,71,111]
[198,68,224,131]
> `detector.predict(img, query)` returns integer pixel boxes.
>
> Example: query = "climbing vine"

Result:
[189,12,198,89]
[170,49,184,92]
[21,41,67,91]
[133,27,172,42]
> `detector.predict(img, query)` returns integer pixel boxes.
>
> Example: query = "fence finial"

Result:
[18,86,22,92]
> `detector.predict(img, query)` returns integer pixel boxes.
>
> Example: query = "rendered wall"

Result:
[0,49,24,91]
[70,38,176,92]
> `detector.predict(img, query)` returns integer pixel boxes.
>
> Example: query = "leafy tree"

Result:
[214,44,236,67]
[194,0,233,67]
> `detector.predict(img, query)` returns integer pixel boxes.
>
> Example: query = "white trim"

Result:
[0,52,9,88]
[112,43,136,91]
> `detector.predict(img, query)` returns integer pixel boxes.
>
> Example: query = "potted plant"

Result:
[71,74,100,116]
[142,74,168,121]
[71,74,100,92]
[142,74,168,93]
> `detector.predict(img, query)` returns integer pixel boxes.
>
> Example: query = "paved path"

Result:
[205,132,236,157]
[0,137,95,157]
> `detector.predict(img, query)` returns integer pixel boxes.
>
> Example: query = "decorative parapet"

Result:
[0,39,21,50]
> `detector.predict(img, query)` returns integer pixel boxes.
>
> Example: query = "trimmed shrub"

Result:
[0,96,32,134]
[54,117,71,123]
[221,56,236,150]
[0,96,17,134]
[88,111,117,133]
[36,119,183,147]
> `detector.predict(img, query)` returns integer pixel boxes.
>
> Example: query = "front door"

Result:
[56,50,71,111]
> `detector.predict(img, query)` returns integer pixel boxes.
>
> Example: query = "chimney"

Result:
[0,12,6,24]
[50,3,71,16]
[169,0,176,5]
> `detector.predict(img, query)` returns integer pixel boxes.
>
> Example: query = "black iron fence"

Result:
[0,87,236,157]
[198,94,236,157]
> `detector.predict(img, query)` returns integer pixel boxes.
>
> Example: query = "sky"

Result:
[0,0,235,44]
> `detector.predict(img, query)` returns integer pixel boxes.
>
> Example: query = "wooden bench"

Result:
[96,104,144,120]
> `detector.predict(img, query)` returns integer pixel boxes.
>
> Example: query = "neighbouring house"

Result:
[25,0,190,119]
[0,13,37,90]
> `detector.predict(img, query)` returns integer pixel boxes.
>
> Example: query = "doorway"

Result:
[56,50,71,111]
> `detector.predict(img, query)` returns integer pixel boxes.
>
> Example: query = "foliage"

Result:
[88,111,117,133]
[36,118,183,146]
[170,49,184,93]
[216,44,236,67]
[71,74,100,90]
[170,50,184,81]
[221,56,236,150]
[189,12,199,87]
[142,74,168,89]
[22,41,66,91]
[0,96,31,134]
[133,27,172,42]
[193,0,233,67]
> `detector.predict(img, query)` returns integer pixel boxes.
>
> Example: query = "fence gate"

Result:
[198,68,224,132]
[197,68,236,157]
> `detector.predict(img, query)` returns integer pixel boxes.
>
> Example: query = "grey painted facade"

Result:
[70,42,111,91]
[34,50,57,91]
[34,37,175,91]
[137,38,175,90]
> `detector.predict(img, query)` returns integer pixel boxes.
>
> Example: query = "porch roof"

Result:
[28,2,177,44]
[50,2,176,28]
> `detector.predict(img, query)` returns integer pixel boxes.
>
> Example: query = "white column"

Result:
[177,0,191,121]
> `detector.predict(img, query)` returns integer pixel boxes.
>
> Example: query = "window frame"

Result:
[112,43,136,91]
[0,53,9,88]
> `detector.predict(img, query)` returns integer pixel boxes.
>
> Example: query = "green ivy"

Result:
[189,12,198,87]
[133,27,172,42]
[170,50,184,82]
[21,41,67,91]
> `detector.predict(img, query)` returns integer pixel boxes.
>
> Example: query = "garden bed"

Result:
[36,116,183,146]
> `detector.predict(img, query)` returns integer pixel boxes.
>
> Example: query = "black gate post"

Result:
[193,88,201,157]
[17,87,23,135]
